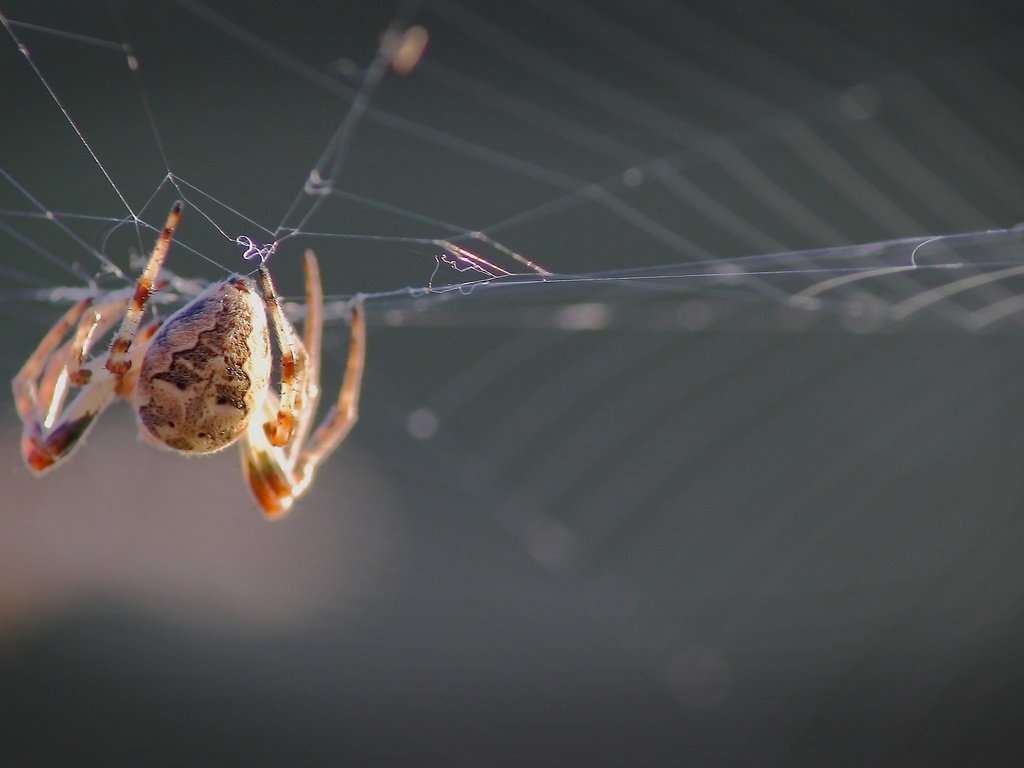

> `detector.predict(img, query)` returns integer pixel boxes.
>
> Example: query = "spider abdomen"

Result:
[135,276,271,454]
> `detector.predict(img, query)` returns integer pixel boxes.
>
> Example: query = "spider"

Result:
[12,202,366,518]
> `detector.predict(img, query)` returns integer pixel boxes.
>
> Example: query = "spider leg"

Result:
[37,299,130,426]
[13,298,92,427]
[241,393,295,518]
[38,302,99,403]
[106,201,182,376]
[294,300,365,483]
[237,253,366,524]
[20,374,117,474]
[256,262,309,448]
[239,299,365,519]
[14,301,117,474]
[286,250,324,459]
[14,297,159,474]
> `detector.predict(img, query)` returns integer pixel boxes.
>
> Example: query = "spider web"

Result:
[3,1,1023,329]
[2,1,1024,763]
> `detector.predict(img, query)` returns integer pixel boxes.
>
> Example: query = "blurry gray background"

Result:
[2,0,1024,765]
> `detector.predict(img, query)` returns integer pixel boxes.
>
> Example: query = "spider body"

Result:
[136,275,270,453]
[13,203,366,518]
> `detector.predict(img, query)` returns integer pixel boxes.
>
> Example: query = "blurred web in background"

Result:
[1,1,1024,759]
[2,1,1023,330]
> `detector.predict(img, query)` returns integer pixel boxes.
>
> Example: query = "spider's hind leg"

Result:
[13,298,93,427]
[13,299,120,474]
[13,297,156,475]
[20,375,117,474]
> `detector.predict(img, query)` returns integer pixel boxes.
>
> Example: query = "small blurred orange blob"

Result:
[390,25,429,75]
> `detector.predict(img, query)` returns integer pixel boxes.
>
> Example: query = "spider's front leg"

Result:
[14,202,182,475]
[106,201,182,377]
[256,262,309,447]
[242,251,366,518]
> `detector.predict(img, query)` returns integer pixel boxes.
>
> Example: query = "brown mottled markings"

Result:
[215,384,246,410]
[150,293,254,407]
[136,278,270,453]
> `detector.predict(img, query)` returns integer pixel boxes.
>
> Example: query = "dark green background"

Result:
[2,1,1024,764]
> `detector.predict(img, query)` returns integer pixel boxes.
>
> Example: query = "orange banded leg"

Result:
[13,300,118,474]
[21,317,162,474]
[36,298,131,426]
[295,301,365,484]
[287,250,325,455]
[19,375,116,474]
[256,263,308,448]
[14,297,158,474]
[106,201,182,376]
[241,397,295,518]
[241,297,366,519]
[13,298,93,427]
[243,251,322,517]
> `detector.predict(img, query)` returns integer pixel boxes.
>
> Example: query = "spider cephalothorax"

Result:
[13,202,366,518]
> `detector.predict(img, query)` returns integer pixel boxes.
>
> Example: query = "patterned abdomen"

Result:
[135,276,271,453]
